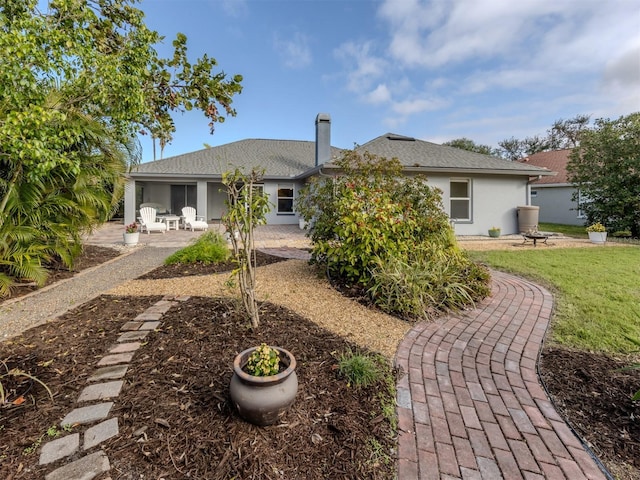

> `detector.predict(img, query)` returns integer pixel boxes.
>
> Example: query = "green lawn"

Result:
[538,222,588,238]
[469,246,640,354]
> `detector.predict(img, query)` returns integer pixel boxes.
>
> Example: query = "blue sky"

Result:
[138,0,640,161]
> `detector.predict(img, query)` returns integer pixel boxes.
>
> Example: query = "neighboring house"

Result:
[125,114,554,236]
[518,149,585,226]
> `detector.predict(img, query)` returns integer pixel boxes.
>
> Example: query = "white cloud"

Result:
[377,0,640,88]
[333,41,388,93]
[370,0,640,137]
[364,84,392,104]
[392,97,448,116]
[274,32,312,69]
[331,0,638,146]
[603,42,640,88]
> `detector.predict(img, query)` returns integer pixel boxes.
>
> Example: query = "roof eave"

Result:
[317,164,555,177]
[128,172,303,181]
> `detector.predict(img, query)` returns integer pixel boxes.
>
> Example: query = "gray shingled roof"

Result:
[131,139,342,178]
[341,134,554,176]
[131,133,554,179]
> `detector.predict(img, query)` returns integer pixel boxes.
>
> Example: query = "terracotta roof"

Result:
[518,149,571,184]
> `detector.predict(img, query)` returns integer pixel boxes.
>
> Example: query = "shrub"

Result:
[369,248,491,320]
[297,150,490,319]
[164,231,229,265]
[612,230,632,238]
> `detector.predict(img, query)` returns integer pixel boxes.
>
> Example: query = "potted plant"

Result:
[586,222,607,244]
[229,343,298,426]
[123,222,140,245]
[488,226,501,238]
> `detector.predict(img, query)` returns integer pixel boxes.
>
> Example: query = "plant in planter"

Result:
[123,222,140,245]
[586,222,607,244]
[488,226,501,238]
[229,343,298,426]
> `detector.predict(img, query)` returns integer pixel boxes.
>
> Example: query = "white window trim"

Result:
[450,178,472,222]
[277,183,295,215]
[576,189,586,219]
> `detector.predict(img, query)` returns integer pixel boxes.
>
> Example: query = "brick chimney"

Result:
[315,113,331,166]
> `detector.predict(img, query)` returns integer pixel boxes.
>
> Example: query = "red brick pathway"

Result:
[395,270,608,479]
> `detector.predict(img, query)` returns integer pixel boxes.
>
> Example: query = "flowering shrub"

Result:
[586,222,606,233]
[296,150,490,319]
[125,223,138,233]
[245,344,280,376]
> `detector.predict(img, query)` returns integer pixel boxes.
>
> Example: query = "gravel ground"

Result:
[108,259,411,359]
[457,234,615,251]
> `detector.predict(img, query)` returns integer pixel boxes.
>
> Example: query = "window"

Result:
[277,184,294,214]
[450,179,471,221]
[531,190,538,198]
[243,184,264,211]
[577,189,586,218]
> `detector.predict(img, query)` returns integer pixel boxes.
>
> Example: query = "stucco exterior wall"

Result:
[125,174,535,235]
[428,174,529,236]
[207,183,226,220]
[531,185,584,226]
[263,181,304,225]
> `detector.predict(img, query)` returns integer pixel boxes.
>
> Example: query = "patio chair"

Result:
[138,207,167,234]
[140,202,169,215]
[181,206,209,231]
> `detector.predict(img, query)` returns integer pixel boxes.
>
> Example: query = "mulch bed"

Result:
[0,246,639,478]
[540,348,640,479]
[0,251,396,479]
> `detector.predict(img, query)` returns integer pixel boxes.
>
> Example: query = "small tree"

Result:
[567,112,640,236]
[221,168,271,328]
[0,0,242,294]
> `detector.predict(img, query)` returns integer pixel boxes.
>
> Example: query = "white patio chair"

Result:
[181,206,209,231]
[138,207,167,234]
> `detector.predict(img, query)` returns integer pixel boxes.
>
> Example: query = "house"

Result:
[124,114,554,236]
[518,149,585,226]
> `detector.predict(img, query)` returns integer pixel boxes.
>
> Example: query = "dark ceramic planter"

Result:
[229,346,298,426]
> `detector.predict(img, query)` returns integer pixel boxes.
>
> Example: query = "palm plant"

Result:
[0,88,136,297]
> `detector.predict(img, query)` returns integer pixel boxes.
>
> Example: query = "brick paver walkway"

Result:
[395,270,608,479]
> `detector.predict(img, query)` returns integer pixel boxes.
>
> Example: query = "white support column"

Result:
[124,179,136,225]
[197,180,208,221]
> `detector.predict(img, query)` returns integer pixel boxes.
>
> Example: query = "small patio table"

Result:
[158,215,181,230]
